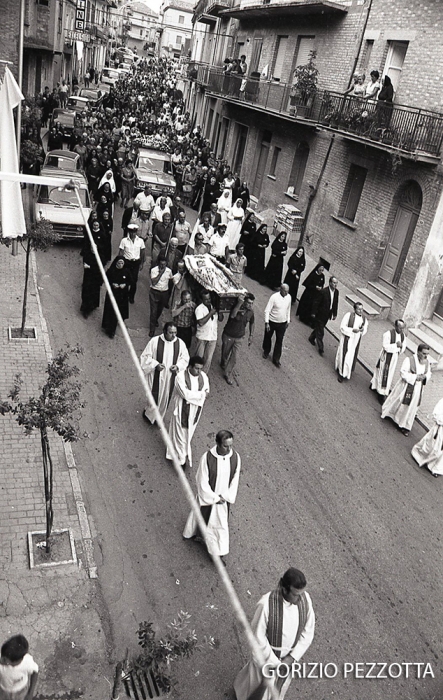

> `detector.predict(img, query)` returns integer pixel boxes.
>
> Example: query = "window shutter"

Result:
[273,36,288,81]
[295,36,315,67]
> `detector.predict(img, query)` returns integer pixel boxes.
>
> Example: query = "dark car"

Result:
[78,88,104,108]
[50,108,77,136]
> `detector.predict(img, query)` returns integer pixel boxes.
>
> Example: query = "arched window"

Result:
[288,142,309,197]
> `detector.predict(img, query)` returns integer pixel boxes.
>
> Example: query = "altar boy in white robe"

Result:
[382,343,431,436]
[335,302,368,382]
[183,430,241,560]
[140,322,189,425]
[371,319,406,400]
[166,355,210,469]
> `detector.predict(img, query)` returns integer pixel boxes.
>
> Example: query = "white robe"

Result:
[217,193,232,224]
[371,329,406,395]
[411,398,443,475]
[381,355,432,430]
[183,446,241,556]
[335,312,368,379]
[166,369,209,466]
[234,591,315,700]
[226,204,244,250]
[140,335,189,424]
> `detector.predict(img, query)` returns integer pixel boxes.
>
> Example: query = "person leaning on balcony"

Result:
[376,75,394,128]
[343,73,365,97]
[363,70,381,101]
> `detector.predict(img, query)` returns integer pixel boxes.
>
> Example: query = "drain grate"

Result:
[122,669,164,699]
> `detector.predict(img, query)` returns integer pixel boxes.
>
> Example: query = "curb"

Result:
[31,250,98,578]
[326,325,430,432]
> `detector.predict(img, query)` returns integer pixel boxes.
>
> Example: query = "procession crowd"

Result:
[22,56,442,700]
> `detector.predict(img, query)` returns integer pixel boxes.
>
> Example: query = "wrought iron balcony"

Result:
[318,91,443,162]
[220,0,348,20]
[193,0,233,23]
[205,68,320,121]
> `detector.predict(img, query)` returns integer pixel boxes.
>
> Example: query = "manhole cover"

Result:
[122,669,164,699]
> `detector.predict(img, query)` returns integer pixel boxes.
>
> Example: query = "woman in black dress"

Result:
[284,246,306,304]
[101,256,130,338]
[239,211,256,271]
[80,220,108,319]
[247,223,270,281]
[296,263,325,325]
[263,232,288,289]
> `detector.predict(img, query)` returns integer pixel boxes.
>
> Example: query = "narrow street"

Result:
[35,202,443,700]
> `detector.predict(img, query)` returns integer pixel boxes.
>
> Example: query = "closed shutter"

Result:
[295,36,315,67]
[250,38,263,73]
[273,36,288,81]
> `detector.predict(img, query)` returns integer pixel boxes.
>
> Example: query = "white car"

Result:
[101,67,120,86]
[135,148,176,198]
[34,170,92,240]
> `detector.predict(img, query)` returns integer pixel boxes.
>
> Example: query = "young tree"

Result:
[0,347,83,553]
[20,218,61,336]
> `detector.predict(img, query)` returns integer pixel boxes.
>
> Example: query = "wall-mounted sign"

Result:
[75,0,86,31]
[66,29,91,43]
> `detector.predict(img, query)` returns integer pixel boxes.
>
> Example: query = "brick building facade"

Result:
[187,0,443,339]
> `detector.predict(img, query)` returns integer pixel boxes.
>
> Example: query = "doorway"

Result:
[379,181,422,285]
[252,130,272,197]
[232,123,248,175]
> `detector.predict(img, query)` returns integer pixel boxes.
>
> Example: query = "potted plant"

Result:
[290,50,319,116]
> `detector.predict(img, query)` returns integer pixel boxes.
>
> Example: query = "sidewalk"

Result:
[0,245,112,699]
[300,249,443,431]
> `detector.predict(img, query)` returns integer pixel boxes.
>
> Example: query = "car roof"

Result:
[39,167,88,185]
[69,96,89,102]
[138,149,170,161]
[45,150,78,159]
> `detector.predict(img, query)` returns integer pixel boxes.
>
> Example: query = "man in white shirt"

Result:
[208,223,230,263]
[174,211,192,253]
[134,185,155,218]
[118,223,146,304]
[194,290,219,374]
[262,284,291,368]
[149,256,173,336]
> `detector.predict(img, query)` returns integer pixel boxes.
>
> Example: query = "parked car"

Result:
[101,67,120,86]
[34,169,92,240]
[42,150,83,174]
[117,64,131,76]
[134,148,176,197]
[78,87,103,108]
[66,96,90,114]
[50,108,77,137]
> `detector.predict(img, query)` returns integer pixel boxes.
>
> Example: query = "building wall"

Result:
[0,0,20,81]
[160,7,193,55]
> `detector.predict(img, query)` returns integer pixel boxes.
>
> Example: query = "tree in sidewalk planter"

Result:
[19,218,60,337]
[290,50,319,108]
[128,612,216,694]
[0,346,83,554]
[20,139,44,177]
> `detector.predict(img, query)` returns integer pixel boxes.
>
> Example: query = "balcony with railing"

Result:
[193,0,234,23]
[318,91,443,163]
[205,68,320,121]
[220,0,348,20]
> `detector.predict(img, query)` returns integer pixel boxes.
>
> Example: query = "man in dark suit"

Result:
[309,276,339,356]
[202,202,222,230]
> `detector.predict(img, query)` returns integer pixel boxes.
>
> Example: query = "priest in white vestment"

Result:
[335,302,368,382]
[166,355,210,468]
[381,344,431,436]
[411,397,443,476]
[140,322,189,425]
[183,430,241,558]
[371,319,406,398]
[234,568,315,700]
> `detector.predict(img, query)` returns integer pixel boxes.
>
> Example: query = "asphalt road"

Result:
[35,202,443,700]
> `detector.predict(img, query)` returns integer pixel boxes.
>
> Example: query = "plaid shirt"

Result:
[173,300,196,328]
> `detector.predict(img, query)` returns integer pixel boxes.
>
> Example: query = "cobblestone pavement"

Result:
[0,243,112,699]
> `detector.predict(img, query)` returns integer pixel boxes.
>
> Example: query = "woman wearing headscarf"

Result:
[217,189,232,224]
[96,193,113,220]
[226,198,245,251]
[263,231,288,289]
[376,75,394,128]
[80,220,108,319]
[239,211,257,270]
[237,181,250,210]
[120,158,136,208]
[296,263,325,325]
[247,223,270,281]
[98,168,116,196]
[98,208,113,265]
[101,256,130,338]
[284,246,306,305]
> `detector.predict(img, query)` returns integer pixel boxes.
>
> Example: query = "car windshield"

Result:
[138,156,171,174]
[45,156,78,172]
[81,90,98,99]
[54,112,74,124]
[37,186,89,207]
[104,69,118,77]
